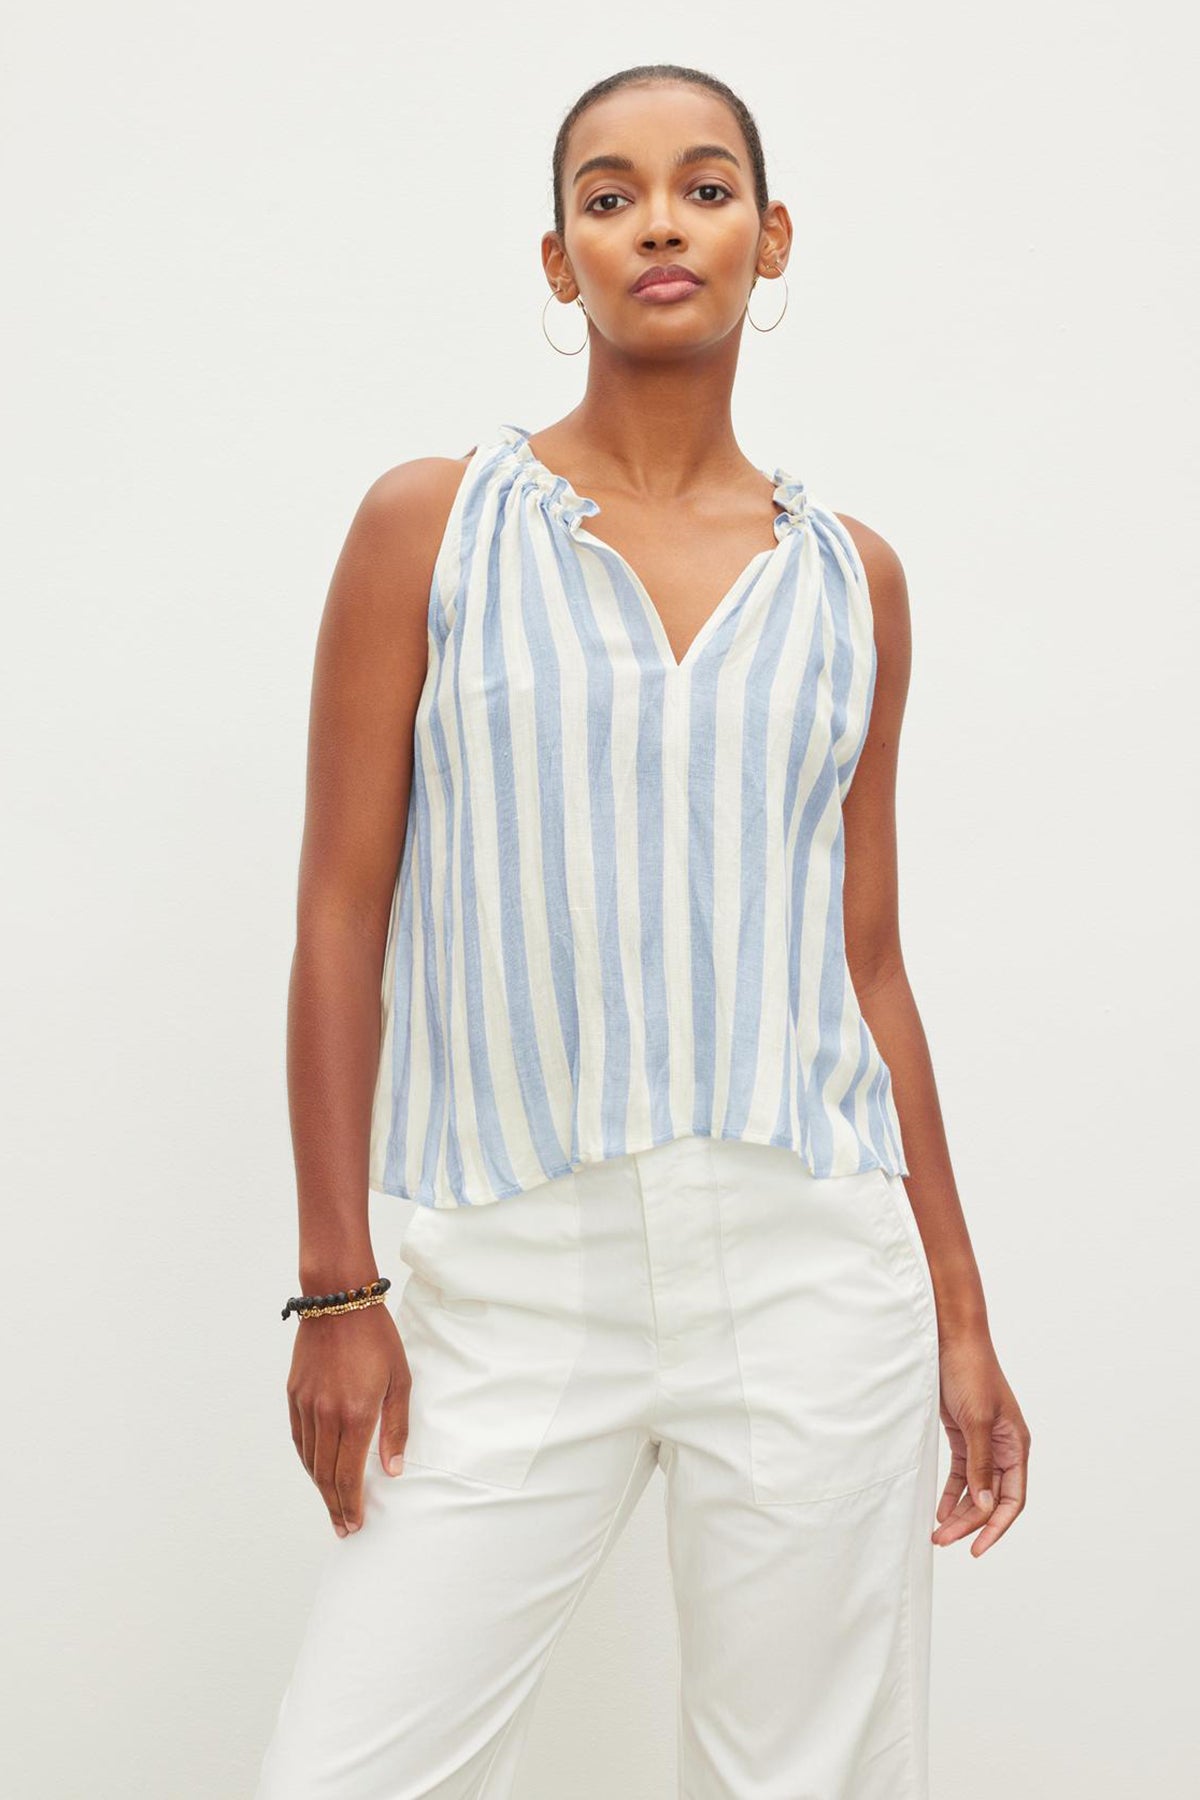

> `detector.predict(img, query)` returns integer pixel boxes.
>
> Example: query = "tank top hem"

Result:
[369,1123,909,1209]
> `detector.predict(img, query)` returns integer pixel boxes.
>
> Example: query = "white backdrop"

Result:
[3,3,1197,1794]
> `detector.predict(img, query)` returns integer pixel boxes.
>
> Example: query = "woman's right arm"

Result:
[284,450,472,1537]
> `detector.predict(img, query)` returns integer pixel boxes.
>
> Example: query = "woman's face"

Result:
[546,82,790,357]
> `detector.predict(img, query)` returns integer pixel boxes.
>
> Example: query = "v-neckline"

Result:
[498,422,810,676]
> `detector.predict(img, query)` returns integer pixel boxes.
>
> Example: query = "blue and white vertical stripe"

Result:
[369,423,908,1206]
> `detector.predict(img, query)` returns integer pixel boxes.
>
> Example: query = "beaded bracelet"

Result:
[281,1277,391,1322]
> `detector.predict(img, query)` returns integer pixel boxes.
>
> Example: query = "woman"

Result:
[257,62,1030,1799]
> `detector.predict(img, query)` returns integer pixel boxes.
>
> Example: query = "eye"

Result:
[582,181,734,215]
[583,192,631,214]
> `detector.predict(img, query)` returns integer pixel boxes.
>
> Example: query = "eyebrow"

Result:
[571,143,742,186]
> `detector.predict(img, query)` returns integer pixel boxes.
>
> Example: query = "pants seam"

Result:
[704,1139,756,1502]
[898,1389,940,1799]
[630,1155,665,1416]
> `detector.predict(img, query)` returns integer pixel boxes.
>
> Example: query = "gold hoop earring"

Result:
[746,262,789,333]
[541,289,589,355]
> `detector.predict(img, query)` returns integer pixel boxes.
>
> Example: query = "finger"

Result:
[379,1368,412,1477]
[933,1416,966,1523]
[965,1420,997,1518]
[931,1485,993,1546]
[969,1453,1028,1556]
[311,1413,350,1537]
[935,1463,966,1525]
[936,1483,963,1524]
[297,1400,315,1479]
[335,1433,372,1534]
[932,1416,997,1544]
[968,1494,1020,1555]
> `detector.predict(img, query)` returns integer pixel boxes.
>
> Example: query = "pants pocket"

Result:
[391,1187,585,1490]
[714,1155,939,1507]
[870,1169,939,1340]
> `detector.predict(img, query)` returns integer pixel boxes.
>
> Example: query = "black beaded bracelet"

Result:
[281,1277,391,1322]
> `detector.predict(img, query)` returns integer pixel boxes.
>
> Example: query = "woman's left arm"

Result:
[837,514,1031,1558]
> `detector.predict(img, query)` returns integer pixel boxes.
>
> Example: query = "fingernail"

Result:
[335,1524,348,1537]
[388,1454,404,1476]
[979,1489,994,1509]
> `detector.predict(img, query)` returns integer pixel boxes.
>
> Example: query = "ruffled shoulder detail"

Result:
[496,421,600,534]
[497,421,809,541]
[766,469,809,541]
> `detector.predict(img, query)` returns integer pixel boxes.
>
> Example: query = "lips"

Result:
[631,264,701,293]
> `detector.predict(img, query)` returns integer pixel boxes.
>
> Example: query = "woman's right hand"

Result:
[286,1305,412,1536]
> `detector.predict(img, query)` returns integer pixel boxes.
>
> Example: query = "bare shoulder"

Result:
[364,446,477,512]
[835,512,910,649]
[833,513,908,620]
[352,448,477,564]
[326,448,477,633]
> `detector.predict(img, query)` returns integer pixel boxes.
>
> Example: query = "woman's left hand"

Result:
[930,1323,1031,1556]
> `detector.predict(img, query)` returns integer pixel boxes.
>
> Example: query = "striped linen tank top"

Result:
[368,421,909,1207]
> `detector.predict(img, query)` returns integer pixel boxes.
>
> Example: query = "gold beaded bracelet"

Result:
[281,1278,392,1322]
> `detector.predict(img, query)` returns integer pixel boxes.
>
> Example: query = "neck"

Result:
[542,365,756,503]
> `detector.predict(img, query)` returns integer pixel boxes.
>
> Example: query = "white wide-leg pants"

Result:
[255,1134,942,1799]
